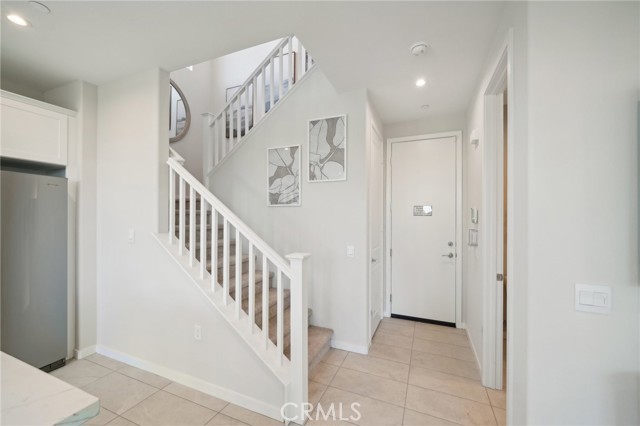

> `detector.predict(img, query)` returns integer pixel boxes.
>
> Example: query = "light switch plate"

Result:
[575,283,611,314]
[346,246,355,258]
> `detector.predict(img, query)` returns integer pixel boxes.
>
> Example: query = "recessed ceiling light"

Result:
[29,1,51,14]
[6,14,30,27]
[416,78,426,87]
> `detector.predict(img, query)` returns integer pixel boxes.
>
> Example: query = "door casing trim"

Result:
[367,122,385,343]
[384,131,463,327]
[481,30,514,425]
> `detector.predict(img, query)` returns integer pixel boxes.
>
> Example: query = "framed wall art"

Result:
[308,115,347,182]
[268,145,301,206]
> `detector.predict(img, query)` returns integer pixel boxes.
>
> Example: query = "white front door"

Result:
[369,126,384,338]
[390,136,457,323]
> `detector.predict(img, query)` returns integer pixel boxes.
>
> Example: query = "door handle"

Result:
[441,253,454,259]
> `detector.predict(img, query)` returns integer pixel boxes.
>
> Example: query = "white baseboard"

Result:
[74,345,96,359]
[331,340,368,355]
[465,329,482,378]
[96,345,284,422]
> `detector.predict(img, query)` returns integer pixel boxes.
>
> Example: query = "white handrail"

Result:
[207,36,292,125]
[169,147,185,165]
[168,157,291,275]
[203,35,315,180]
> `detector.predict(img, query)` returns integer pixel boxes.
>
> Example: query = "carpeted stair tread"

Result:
[206,253,249,271]
[250,288,291,326]
[227,271,273,301]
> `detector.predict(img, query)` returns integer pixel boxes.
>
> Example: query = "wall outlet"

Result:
[194,324,202,341]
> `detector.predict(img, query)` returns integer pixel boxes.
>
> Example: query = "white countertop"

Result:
[1,352,99,426]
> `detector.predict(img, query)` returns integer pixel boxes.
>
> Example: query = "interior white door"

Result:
[369,126,384,338]
[391,137,457,323]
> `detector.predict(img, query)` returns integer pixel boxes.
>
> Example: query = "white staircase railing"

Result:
[165,152,310,423]
[203,35,315,187]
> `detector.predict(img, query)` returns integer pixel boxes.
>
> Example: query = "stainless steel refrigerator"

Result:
[1,170,67,371]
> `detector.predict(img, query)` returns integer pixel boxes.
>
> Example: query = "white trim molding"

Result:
[96,345,285,421]
[74,345,97,360]
[480,29,515,425]
[384,131,464,327]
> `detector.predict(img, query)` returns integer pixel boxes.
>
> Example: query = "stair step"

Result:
[250,287,290,327]
[307,326,334,371]
[187,239,235,255]
[270,308,317,360]
[268,307,292,347]
[207,254,249,276]
[227,271,271,301]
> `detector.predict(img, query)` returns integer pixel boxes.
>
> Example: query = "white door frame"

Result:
[481,29,514,406]
[367,122,384,340]
[384,131,463,326]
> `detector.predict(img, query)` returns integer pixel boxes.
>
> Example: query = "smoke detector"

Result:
[410,42,429,56]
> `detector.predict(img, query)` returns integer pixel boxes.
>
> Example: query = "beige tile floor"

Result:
[309,318,505,426]
[52,318,505,426]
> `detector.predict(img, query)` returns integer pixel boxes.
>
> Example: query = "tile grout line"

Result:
[404,320,493,425]
[400,325,415,426]
[118,386,161,421]
[337,362,410,384]
[83,356,230,421]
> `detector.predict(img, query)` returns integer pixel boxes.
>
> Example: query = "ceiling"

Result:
[0,1,505,124]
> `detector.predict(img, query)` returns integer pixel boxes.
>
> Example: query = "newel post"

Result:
[285,253,311,425]
[201,112,215,189]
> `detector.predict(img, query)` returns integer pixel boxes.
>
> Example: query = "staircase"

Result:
[159,38,326,423]
[175,197,332,363]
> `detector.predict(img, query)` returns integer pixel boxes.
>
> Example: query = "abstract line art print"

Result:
[308,115,347,182]
[268,145,301,206]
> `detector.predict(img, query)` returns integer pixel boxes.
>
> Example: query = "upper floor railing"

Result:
[202,35,315,187]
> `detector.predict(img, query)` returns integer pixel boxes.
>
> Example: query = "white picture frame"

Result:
[308,114,347,182]
[267,145,301,207]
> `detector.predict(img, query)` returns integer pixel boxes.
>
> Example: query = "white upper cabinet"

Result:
[1,91,75,166]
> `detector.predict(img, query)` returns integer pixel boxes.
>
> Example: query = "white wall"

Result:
[385,114,466,140]
[465,2,639,423]
[170,39,280,182]
[526,2,638,423]
[96,68,285,417]
[44,81,99,359]
[211,69,371,353]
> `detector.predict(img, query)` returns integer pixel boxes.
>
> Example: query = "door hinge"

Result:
[390,294,392,302]
[497,273,504,282]
[390,249,392,257]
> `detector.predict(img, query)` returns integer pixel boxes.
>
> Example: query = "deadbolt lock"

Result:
[448,241,454,247]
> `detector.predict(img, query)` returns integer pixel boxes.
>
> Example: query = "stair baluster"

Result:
[202,36,315,186]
